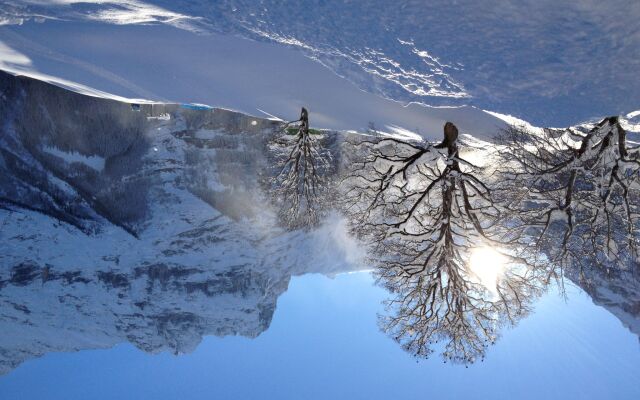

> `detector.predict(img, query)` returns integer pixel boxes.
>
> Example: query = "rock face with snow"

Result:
[0,70,357,375]
[0,262,287,375]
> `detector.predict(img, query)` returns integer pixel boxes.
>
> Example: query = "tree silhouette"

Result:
[342,122,544,363]
[494,116,640,276]
[266,107,333,230]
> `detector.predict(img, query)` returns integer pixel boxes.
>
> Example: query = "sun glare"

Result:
[469,247,506,293]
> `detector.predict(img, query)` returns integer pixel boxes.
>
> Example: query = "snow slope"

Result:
[1,0,639,126]
[0,20,507,139]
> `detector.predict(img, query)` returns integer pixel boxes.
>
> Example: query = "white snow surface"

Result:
[0,19,509,141]
[0,0,638,126]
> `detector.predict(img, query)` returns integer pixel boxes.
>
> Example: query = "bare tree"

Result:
[266,107,333,230]
[494,116,640,276]
[342,123,544,363]
[379,263,543,363]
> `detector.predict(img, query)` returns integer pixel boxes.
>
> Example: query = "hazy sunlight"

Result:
[469,246,506,293]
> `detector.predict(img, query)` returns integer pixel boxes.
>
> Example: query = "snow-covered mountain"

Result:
[1,0,639,126]
[0,69,364,375]
[1,68,639,376]
[0,260,289,375]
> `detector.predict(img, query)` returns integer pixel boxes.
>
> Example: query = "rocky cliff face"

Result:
[0,70,358,375]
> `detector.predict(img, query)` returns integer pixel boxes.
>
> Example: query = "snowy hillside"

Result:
[1,0,639,126]
[0,19,507,138]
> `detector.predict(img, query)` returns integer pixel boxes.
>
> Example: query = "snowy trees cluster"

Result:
[265,108,638,363]
[340,116,639,364]
[494,117,640,276]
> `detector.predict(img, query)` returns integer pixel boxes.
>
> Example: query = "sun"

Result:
[469,246,506,293]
